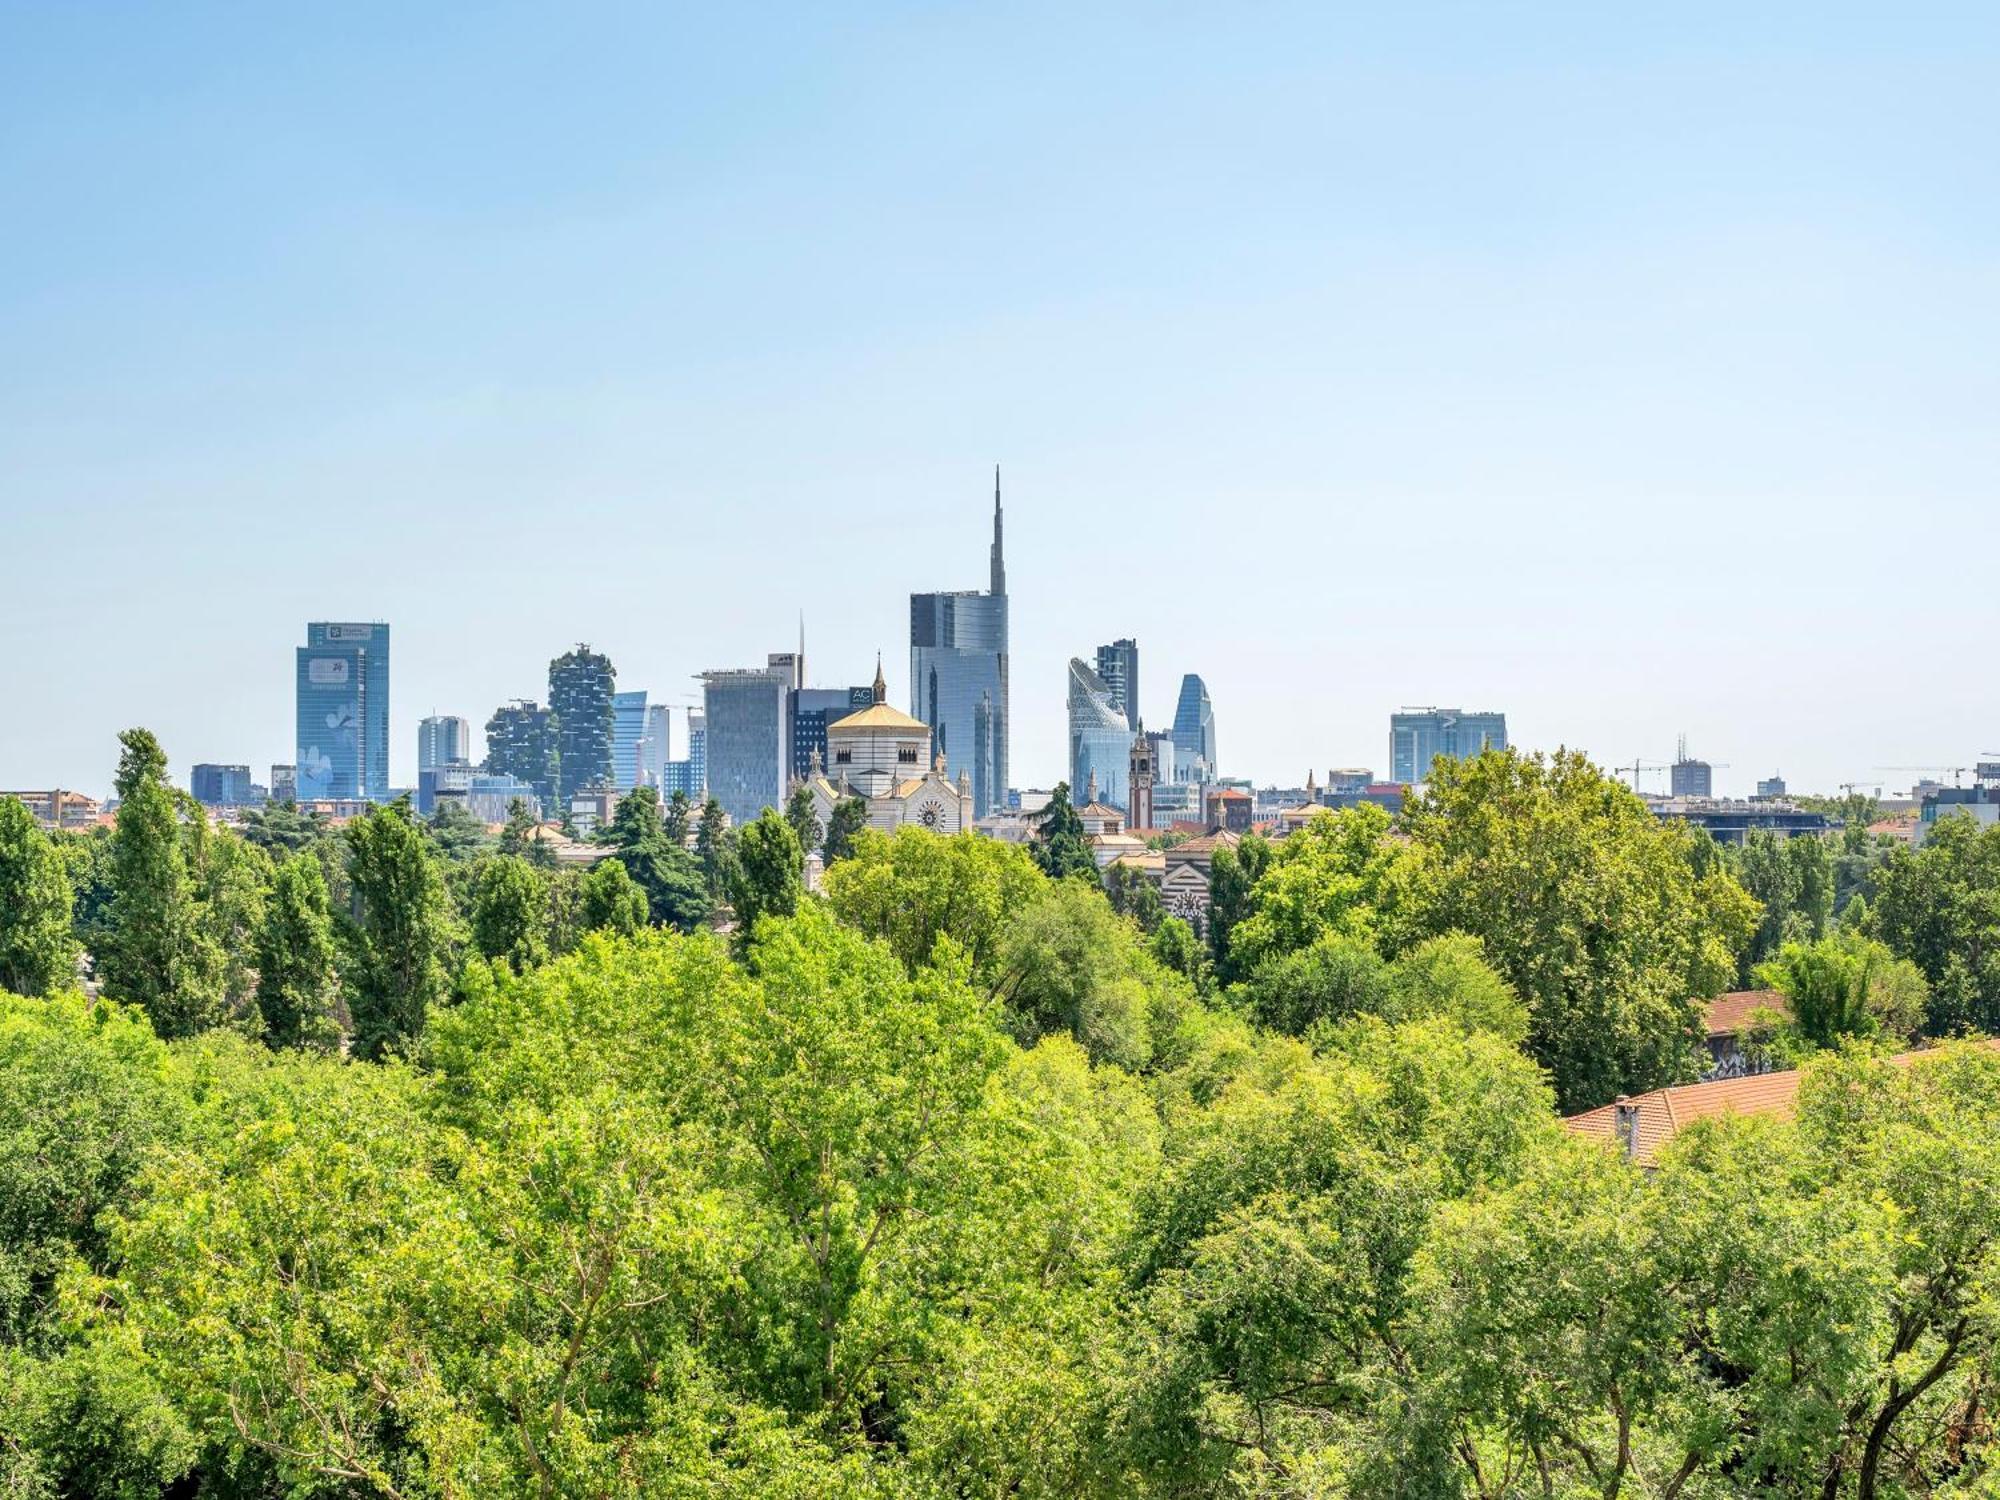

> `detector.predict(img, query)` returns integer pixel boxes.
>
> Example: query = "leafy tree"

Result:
[1105,860,1164,932]
[1390,747,1758,1111]
[424,798,491,861]
[822,826,1045,979]
[1733,828,1835,979]
[1756,931,1927,1050]
[255,855,341,1051]
[578,856,648,937]
[0,797,78,997]
[0,990,185,1349]
[499,796,557,871]
[470,854,549,974]
[1030,782,1097,881]
[235,800,332,859]
[597,785,710,931]
[1149,914,1209,991]
[1225,804,1398,975]
[1203,834,1271,984]
[695,797,736,898]
[1867,812,2000,1033]
[342,799,459,1059]
[783,783,823,857]
[1237,933,1389,1036]
[728,808,802,943]
[184,812,271,1021]
[988,878,1186,1071]
[98,729,227,1038]
[662,788,692,847]
[821,796,868,864]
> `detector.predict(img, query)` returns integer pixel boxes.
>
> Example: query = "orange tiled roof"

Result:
[1703,989,1788,1038]
[1566,1039,2000,1167]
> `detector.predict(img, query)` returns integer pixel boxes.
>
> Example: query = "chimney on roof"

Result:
[1613,1096,1639,1160]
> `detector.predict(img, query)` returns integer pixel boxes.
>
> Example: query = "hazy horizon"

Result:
[5,4,1995,800]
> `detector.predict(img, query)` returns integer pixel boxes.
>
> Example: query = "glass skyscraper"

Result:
[611,690,648,789]
[1068,657,1133,809]
[1389,707,1508,785]
[1095,638,1139,732]
[417,715,470,773]
[1171,674,1216,784]
[910,469,1009,816]
[701,667,791,828]
[295,622,390,801]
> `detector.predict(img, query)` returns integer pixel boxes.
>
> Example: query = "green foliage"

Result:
[424,797,492,861]
[988,878,1191,1071]
[1105,859,1165,931]
[98,729,228,1038]
[599,785,710,931]
[821,795,868,864]
[1390,747,1758,1111]
[579,855,649,937]
[1149,914,1209,992]
[0,797,78,998]
[470,853,549,973]
[1238,930,1528,1044]
[1225,804,1399,976]
[783,783,823,856]
[1733,827,1835,979]
[1203,834,1271,983]
[728,807,803,943]
[695,797,736,898]
[341,799,459,1059]
[1756,931,1928,1050]
[1031,782,1098,881]
[254,856,341,1051]
[1868,812,2000,1033]
[235,798,333,858]
[822,826,1046,979]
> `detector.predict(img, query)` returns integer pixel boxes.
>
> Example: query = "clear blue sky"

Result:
[3,3,1995,800]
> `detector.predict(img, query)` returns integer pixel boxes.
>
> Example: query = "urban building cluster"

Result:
[13,473,1996,907]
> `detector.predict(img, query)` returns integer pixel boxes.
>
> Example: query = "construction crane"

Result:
[1619,759,1672,791]
[1876,765,1976,788]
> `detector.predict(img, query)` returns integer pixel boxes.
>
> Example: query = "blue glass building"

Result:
[612,690,648,789]
[701,668,791,827]
[295,622,390,801]
[1389,708,1507,785]
[1068,657,1133,808]
[910,470,1009,816]
[1171,674,1216,783]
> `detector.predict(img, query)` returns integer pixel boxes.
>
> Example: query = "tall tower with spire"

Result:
[909,467,1011,817]
[990,465,1006,597]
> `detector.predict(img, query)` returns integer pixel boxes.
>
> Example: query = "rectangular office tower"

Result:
[417,715,470,773]
[295,622,390,801]
[1389,707,1507,785]
[910,469,1010,816]
[612,690,649,789]
[1095,638,1139,732]
[701,661,795,828]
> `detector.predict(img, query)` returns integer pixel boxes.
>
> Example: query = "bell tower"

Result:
[1128,723,1155,831]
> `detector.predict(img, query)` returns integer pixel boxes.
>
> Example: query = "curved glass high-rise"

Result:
[910,469,1009,815]
[1068,657,1132,808]
[1171,674,1216,783]
[296,622,390,802]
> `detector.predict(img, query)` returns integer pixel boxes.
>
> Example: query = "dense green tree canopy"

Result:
[0,796,78,998]
[16,729,2000,1497]
[1390,747,1758,1111]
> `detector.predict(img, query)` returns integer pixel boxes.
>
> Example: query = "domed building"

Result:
[797,657,974,836]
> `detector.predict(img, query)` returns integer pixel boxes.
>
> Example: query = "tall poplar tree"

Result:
[343,800,459,1059]
[256,855,341,1050]
[99,728,226,1036]
[0,796,77,997]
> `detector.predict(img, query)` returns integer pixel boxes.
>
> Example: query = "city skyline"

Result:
[5,6,1996,798]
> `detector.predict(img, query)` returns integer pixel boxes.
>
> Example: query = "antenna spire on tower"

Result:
[989,463,1006,596]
